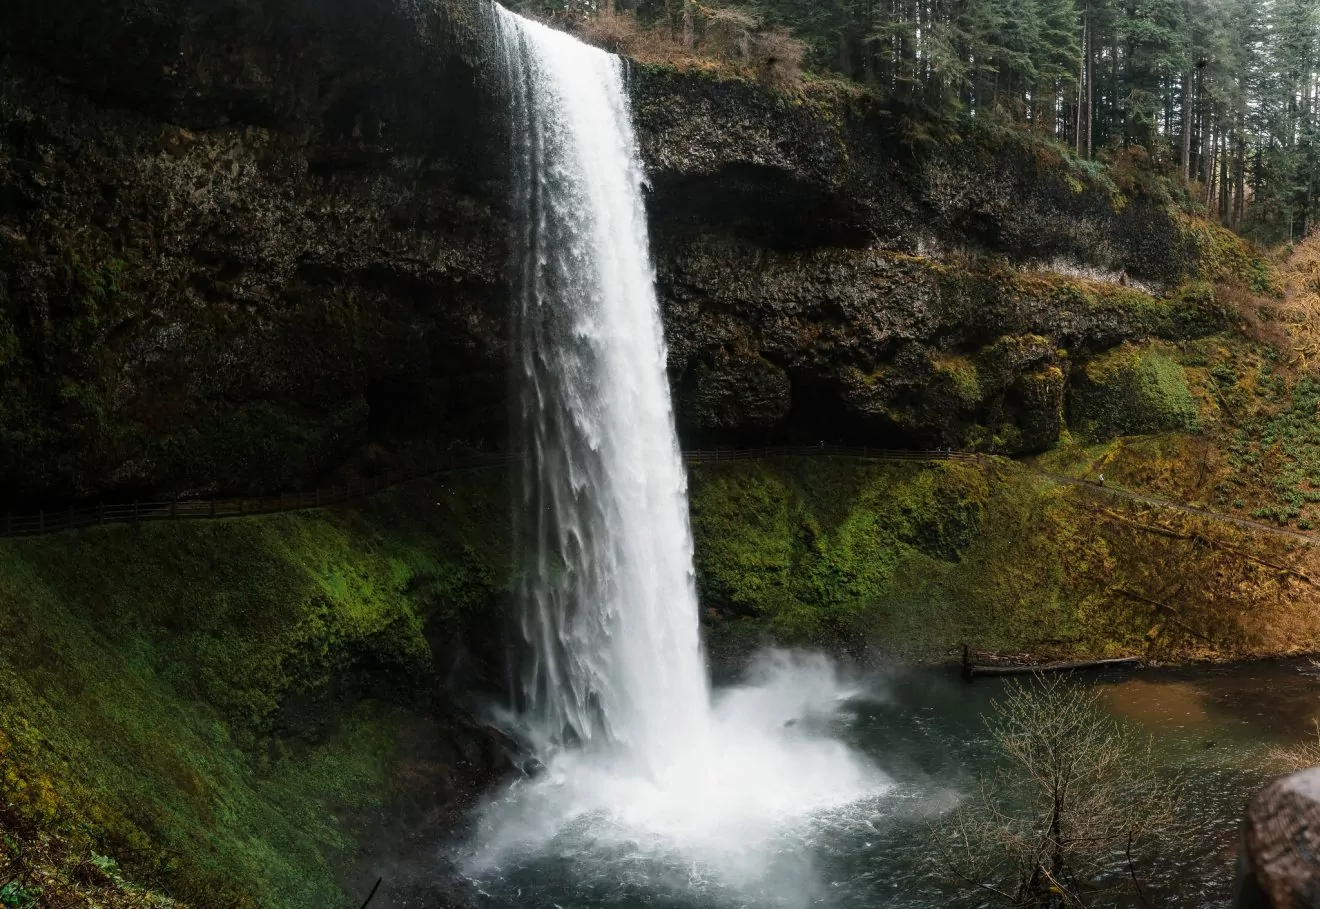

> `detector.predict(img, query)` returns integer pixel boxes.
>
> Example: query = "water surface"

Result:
[458,658,1318,908]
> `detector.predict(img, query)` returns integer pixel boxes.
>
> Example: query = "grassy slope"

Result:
[0,471,510,909]
[690,457,1320,664]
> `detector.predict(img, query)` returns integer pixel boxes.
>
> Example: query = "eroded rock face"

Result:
[629,68,1225,453]
[0,0,1226,502]
[655,234,1223,451]
[0,0,511,503]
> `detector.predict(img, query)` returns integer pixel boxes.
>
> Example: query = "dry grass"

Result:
[0,819,182,909]
[1258,233,1320,370]
[1265,717,1320,775]
[574,9,806,92]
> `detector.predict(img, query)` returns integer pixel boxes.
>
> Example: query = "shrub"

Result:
[931,675,1179,907]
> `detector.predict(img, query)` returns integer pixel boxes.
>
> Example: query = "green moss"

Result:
[1180,216,1280,295]
[691,459,988,646]
[1070,342,1201,440]
[0,471,510,908]
[692,455,1320,662]
[931,354,982,407]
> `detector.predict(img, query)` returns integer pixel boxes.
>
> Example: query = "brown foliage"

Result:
[932,676,1181,907]
[575,9,805,92]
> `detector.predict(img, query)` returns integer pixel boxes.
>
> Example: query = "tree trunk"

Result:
[682,0,694,49]
[1076,12,1086,156]
[1086,32,1094,158]
[1181,66,1193,180]
[1219,131,1230,222]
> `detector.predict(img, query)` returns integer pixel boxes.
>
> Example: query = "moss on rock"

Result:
[1070,342,1201,440]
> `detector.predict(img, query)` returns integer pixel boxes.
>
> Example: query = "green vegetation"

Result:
[691,459,990,645]
[690,455,1320,662]
[1183,217,1281,295]
[1069,342,1202,440]
[1227,375,1320,525]
[556,0,1320,242]
[0,471,510,908]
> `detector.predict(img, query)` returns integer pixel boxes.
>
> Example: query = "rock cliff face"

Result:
[0,0,1246,504]
[0,0,511,505]
[630,70,1235,451]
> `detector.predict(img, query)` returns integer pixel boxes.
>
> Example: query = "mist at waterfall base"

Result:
[468,651,889,907]
[461,7,888,907]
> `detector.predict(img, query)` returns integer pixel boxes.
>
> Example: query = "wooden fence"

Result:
[0,446,976,539]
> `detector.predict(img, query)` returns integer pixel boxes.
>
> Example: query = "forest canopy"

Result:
[520,0,1320,246]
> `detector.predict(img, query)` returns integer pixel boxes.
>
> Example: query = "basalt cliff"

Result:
[0,0,1257,506]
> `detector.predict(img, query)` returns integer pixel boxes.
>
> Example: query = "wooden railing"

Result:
[683,445,979,464]
[0,447,974,539]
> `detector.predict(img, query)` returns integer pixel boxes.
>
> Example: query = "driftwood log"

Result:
[1237,767,1320,908]
[960,646,1142,679]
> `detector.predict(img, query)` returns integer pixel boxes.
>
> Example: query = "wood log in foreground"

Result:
[1237,767,1320,909]
[961,648,1142,679]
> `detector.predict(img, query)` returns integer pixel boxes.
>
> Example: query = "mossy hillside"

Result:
[689,459,989,648]
[1036,319,1320,533]
[689,457,1320,662]
[1179,215,1281,295]
[0,470,511,909]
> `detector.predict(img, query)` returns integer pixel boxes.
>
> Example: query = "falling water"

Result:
[472,7,886,902]
[495,2,711,769]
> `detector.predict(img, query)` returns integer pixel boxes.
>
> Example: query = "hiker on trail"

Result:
[1098,472,1105,486]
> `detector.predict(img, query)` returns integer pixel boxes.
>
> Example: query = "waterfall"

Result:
[493,5,711,769]
[471,7,884,898]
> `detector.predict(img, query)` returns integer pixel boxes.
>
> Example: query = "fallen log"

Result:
[964,654,1143,678]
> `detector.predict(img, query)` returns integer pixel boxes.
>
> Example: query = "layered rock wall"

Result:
[0,0,1251,504]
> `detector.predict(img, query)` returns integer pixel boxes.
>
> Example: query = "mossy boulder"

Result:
[1070,342,1201,440]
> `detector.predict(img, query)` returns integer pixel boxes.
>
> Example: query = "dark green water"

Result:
[458,659,1318,908]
